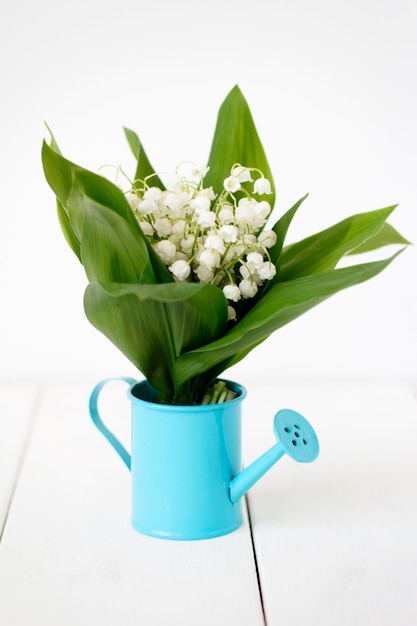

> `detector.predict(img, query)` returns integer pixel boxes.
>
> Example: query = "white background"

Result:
[0,0,415,387]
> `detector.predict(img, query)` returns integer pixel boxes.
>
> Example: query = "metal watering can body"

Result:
[89,377,319,540]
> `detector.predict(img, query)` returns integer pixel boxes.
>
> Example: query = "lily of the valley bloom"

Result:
[126,164,277,321]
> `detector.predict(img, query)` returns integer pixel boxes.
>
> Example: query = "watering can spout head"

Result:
[229,409,319,504]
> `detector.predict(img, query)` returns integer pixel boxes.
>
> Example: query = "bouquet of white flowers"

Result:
[42,86,408,405]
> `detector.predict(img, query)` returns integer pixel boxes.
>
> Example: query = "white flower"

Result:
[258,229,277,248]
[241,233,257,245]
[180,235,195,253]
[227,305,237,321]
[232,166,252,183]
[199,249,221,269]
[235,198,266,230]
[144,187,162,202]
[199,186,216,201]
[223,284,241,302]
[253,177,272,195]
[246,252,264,269]
[219,224,239,243]
[139,222,154,237]
[204,235,225,255]
[223,245,237,263]
[138,199,155,215]
[165,173,183,191]
[171,219,187,236]
[223,176,241,193]
[154,218,172,237]
[193,163,210,178]
[163,191,186,213]
[233,242,246,257]
[258,261,277,280]
[153,240,177,264]
[174,251,189,262]
[218,206,234,224]
[169,259,191,281]
[180,162,210,181]
[190,194,211,213]
[239,278,258,298]
[239,264,251,279]
[197,210,216,228]
[255,200,271,221]
[195,264,214,283]
[126,192,140,209]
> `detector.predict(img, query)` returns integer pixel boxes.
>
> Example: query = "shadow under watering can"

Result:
[89,378,319,540]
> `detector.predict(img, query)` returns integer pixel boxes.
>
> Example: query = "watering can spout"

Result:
[229,408,320,504]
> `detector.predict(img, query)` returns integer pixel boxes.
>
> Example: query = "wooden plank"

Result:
[0,381,264,626]
[0,383,39,531]
[243,382,417,626]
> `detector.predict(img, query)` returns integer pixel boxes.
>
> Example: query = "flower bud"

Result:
[257,229,277,248]
[227,305,237,321]
[139,222,154,237]
[169,259,191,281]
[232,166,252,183]
[219,224,238,243]
[199,249,221,269]
[223,176,241,193]
[154,218,172,237]
[258,261,277,280]
[180,235,195,253]
[204,235,225,254]
[195,264,214,283]
[153,240,177,264]
[144,187,162,202]
[246,252,264,269]
[239,278,258,299]
[197,211,216,228]
[223,284,241,302]
[218,206,234,224]
[253,177,272,195]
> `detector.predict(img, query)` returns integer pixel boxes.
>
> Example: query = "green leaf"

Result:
[44,122,61,154]
[174,251,402,387]
[42,140,137,231]
[79,199,158,284]
[56,197,81,261]
[204,85,275,206]
[43,139,172,284]
[279,205,398,280]
[123,127,165,190]
[348,222,411,254]
[84,281,228,403]
[268,195,309,267]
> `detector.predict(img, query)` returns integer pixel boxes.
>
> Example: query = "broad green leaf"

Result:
[84,281,228,403]
[44,122,61,154]
[174,251,402,387]
[268,195,309,267]
[69,171,172,285]
[42,140,137,229]
[279,205,398,280]
[204,86,275,206]
[43,140,172,284]
[56,198,81,261]
[260,194,309,298]
[79,199,158,284]
[123,127,165,190]
[348,222,411,254]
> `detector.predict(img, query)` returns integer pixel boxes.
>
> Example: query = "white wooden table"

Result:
[1,380,416,625]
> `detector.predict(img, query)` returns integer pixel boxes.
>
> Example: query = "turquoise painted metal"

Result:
[89,377,319,540]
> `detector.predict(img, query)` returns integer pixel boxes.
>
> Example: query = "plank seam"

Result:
[0,383,45,544]
[245,494,267,626]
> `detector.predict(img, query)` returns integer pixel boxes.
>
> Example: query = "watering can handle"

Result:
[89,377,137,471]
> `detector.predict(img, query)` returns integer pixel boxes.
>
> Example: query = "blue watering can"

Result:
[89,378,319,540]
